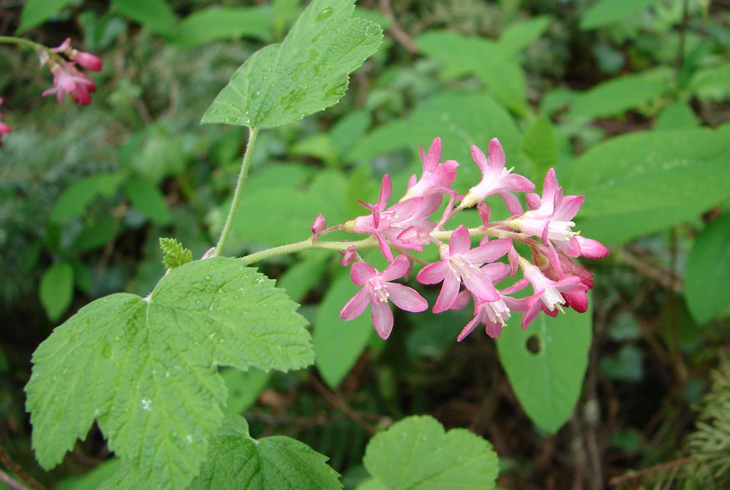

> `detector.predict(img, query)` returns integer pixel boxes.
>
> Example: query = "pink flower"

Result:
[344,175,438,261]
[311,213,326,239]
[43,63,97,105]
[417,225,512,313]
[460,138,534,214]
[512,169,609,261]
[457,279,530,341]
[534,248,594,313]
[403,137,459,200]
[519,257,588,328]
[52,38,103,72]
[341,245,358,267]
[0,98,10,148]
[340,255,428,339]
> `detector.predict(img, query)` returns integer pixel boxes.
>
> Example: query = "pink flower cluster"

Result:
[316,137,609,340]
[41,39,102,106]
[0,98,11,147]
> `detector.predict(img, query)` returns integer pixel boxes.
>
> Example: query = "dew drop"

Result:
[316,7,333,21]
[141,398,152,411]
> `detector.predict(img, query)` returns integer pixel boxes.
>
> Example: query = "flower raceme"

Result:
[40,39,102,106]
[331,137,608,342]
[0,98,11,148]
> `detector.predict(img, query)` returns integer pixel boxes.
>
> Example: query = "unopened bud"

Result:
[311,213,326,235]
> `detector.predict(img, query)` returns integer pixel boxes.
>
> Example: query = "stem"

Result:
[213,128,260,257]
[241,236,377,265]
[0,36,65,65]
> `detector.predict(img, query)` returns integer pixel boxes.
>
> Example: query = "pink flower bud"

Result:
[201,247,216,260]
[72,51,103,72]
[311,213,327,235]
[341,246,358,267]
[43,63,97,105]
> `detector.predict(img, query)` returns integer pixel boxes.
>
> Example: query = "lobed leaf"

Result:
[201,0,382,130]
[26,258,313,489]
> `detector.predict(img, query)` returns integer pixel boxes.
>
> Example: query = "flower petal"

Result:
[482,262,510,283]
[449,225,471,256]
[457,316,480,342]
[417,261,447,284]
[485,320,504,339]
[425,137,442,172]
[471,145,489,173]
[375,232,393,262]
[526,193,541,210]
[497,191,524,216]
[542,168,559,205]
[450,289,472,310]
[377,174,392,210]
[501,173,535,193]
[434,272,460,313]
[576,236,610,259]
[477,203,491,226]
[351,262,377,285]
[554,195,583,221]
[463,270,499,302]
[521,295,543,329]
[564,291,588,313]
[461,237,511,264]
[487,138,506,172]
[370,300,394,339]
[340,287,370,320]
[380,254,411,281]
[387,283,428,312]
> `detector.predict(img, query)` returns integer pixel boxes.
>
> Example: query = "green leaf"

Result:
[278,252,330,303]
[685,213,730,324]
[580,0,664,30]
[690,63,730,102]
[273,0,302,37]
[71,218,118,254]
[291,133,339,166]
[17,0,73,34]
[221,368,272,415]
[26,258,313,489]
[417,31,528,113]
[113,0,177,34]
[356,479,388,490]
[350,91,522,192]
[496,304,592,433]
[330,110,371,158]
[172,7,274,48]
[363,415,499,489]
[498,16,552,54]
[655,101,700,130]
[159,238,193,270]
[57,459,123,490]
[190,415,342,489]
[51,173,126,222]
[124,177,172,226]
[314,273,374,388]
[570,69,672,119]
[521,115,557,177]
[201,0,383,129]
[40,261,74,322]
[566,126,730,244]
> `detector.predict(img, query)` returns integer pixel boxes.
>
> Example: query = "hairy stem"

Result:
[0,36,65,65]
[213,128,260,257]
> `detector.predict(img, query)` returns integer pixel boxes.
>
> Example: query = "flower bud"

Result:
[311,213,326,235]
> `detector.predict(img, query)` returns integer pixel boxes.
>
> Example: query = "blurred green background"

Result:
[1,0,730,488]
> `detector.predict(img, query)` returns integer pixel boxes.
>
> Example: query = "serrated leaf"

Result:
[26,258,313,489]
[570,68,673,119]
[201,0,382,129]
[350,91,522,192]
[416,31,528,113]
[40,261,74,322]
[159,238,193,270]
[685,214,730,324]
[17,0,73,34]
[496,303,592,433]
[172,6,274,48]
[51,173,126,223]
[580,0,664,30]
[189,415,342,489]
[113,0,177,34]
[521,115,557,177]
[363,415,499,489]
[565,126,730,244]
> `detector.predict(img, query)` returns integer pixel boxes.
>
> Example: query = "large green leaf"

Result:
[17,0,73,34]
[124,177,172,226]
[172,6,274,48]
[26,258,313,489]
[201,0,382,129]
[190,415,342,489]
[496,304,592,433]
[498,16,553,54]
[521,114,557,177]
[40,261,74,322]
[416,31,528,113]
[685,214,730,324]
[350,91,523,193]
[580,0,665,30]
[565,126,730,244]
[363,415,499,489]
[570,69,673,119]
[51,173,126,223]
[113,0,177,34]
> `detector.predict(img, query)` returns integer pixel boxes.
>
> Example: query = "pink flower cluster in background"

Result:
[42,38,102,105]
[315,137,609,340]
[0,98,11,147]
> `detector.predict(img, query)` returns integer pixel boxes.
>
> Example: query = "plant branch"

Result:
[0,446,43,490]
[213,128,260,257]
[0,470,30,490]
[0,36,65,65]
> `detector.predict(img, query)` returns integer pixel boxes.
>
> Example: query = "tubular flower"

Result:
[43,63,97,105]
[52,38,103,72]
[460,138,534,213]
[402,137,459,200]
[417,225,512,313]
[340,255,428,339]
[519,257,588,328]
[457,278,531,341]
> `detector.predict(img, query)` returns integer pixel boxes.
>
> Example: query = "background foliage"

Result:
[1,0,730,488]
